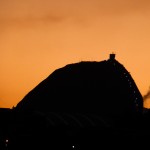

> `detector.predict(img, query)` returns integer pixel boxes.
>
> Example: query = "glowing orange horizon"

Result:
[1,0,150,108]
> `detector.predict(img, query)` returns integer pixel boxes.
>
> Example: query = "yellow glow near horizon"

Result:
[1,0,150,108]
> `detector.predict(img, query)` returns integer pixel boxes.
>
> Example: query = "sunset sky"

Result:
[1,0,150,108]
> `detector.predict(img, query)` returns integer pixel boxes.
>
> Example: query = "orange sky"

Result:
[1,0,150,108]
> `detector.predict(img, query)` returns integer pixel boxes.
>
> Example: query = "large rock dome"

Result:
[15,54,143,117]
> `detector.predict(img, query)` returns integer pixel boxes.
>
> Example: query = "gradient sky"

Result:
[1,0,150,108]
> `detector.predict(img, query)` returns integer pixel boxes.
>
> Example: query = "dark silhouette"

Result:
[1,54,150,149]
[16,53,143,115]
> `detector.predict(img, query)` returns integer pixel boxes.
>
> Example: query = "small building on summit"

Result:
[15,54,143,117]
[109,53,116,60]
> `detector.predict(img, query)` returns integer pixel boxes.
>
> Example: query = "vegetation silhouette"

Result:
[1,54,150,149]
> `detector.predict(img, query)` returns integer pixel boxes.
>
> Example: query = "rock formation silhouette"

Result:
[1,54,150,150]
[16,54,143,117]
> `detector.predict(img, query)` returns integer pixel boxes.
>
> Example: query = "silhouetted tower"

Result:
[109,53,116,60]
